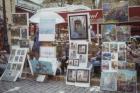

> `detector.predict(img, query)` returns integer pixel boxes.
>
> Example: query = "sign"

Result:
[59,9,103,24]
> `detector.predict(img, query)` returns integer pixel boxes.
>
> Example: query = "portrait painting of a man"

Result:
[69,14,89,40]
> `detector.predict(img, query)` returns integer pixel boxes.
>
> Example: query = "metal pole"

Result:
[2,0,10,53]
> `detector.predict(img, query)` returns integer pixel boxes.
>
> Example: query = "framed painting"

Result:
[102,42,110,52]
[67,69,77,82]
[20,40,29,48]
[102,25,117,42]
[20,27,28,39]
[100,72,117,91]
[102,52,111,61]
[101,61,110,71]
[116,26,130,42]
[68,13,89,40]
[68,59,74,66]
[102,1,128,23]
[12,13,28,26]
[78,44,87,54]
[73,59,79,66]
[76,69,89,83]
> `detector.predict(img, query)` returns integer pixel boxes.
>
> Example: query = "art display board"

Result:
[39,18,56,41]
[101,42,126,72]
[0,48,28,81]
[101,25,130,42]
[117,70,137,93]
[40,46,56,58]
[68,41,88,68]
[66,66,91,87]
[11,14,29,48]
[102,1,128,23]
[100,71,117,91]
[68,13,91,41]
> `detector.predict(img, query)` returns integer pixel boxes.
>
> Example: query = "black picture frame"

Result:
[69,14,88,40]
[68,59,74,66]
[67,69,77,82]
[73,59,79,66]
[78,44,87,54]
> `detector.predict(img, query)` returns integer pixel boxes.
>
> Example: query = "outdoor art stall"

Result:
[0,2,140,93]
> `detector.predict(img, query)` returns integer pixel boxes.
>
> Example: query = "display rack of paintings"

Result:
[66,66,91,87]
[102,1,128,23]
[101,42,127,72]
[11,13,29,49]
[0,48,28,81]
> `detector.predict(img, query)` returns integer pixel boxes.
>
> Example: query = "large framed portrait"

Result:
[68,13,89,40]
[78,44,87,54]
[12,13,28,26]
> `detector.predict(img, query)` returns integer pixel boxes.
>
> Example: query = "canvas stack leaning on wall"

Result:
[66,13,91,87]
[0,48,28,81]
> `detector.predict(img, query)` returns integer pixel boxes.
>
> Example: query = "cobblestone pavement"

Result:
[0,79,139,93]
[0,79,92,93]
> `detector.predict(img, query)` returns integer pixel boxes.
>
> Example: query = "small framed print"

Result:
[68,60,73,66]
[21,50,25,55]
[73,59,79,66]
[20,40,29,48]
[78,44,87,54]
[16,64,22,71]
[17,50,21,55]
[20,27,28,39]
[19,56,23,62]
[11,64,17,70]
[14,56,19,62]
[102,52,111,61]
[76,69,89,83]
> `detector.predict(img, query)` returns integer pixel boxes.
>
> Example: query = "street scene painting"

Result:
[102,25,117,42]
[103,1,128,23]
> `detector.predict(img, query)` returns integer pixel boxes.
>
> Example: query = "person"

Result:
[71,19,86,39]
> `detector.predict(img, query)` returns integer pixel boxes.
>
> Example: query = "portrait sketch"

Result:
[78,44,87,54]
[69,14,88,40]
[76,69,89,83]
